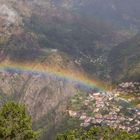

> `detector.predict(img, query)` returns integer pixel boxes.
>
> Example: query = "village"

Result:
[67,91,140,132]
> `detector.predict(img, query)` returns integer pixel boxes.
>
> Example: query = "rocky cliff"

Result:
[0,71,77,121]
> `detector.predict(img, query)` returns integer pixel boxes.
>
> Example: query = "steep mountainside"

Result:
[0,0,136,80]
[53,0,140,24]
[0,70,76,120]
[27,0,140,28]
[109,33,140,83]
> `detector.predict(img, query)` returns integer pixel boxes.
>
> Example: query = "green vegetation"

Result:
[34,103,81,140]
[0,102,40,140]
[56,126,140,140]
[109,33,140,83]
[118,93,140,107]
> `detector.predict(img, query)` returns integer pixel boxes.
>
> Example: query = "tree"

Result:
[0,102,39,140]
[56,126,140,140]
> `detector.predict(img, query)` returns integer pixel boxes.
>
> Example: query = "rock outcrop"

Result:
[0,71,77,121]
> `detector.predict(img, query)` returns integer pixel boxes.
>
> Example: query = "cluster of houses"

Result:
[117,82,140,94]
[67,91,140,132]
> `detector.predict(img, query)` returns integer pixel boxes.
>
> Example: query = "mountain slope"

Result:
[0,0,137,81]
[108,33,140,83]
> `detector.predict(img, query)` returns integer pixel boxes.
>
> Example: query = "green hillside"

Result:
[108,33,140,83]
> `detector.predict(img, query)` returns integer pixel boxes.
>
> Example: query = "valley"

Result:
[0,0,140,140]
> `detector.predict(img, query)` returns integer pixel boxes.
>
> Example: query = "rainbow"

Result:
[0,61,112,91]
